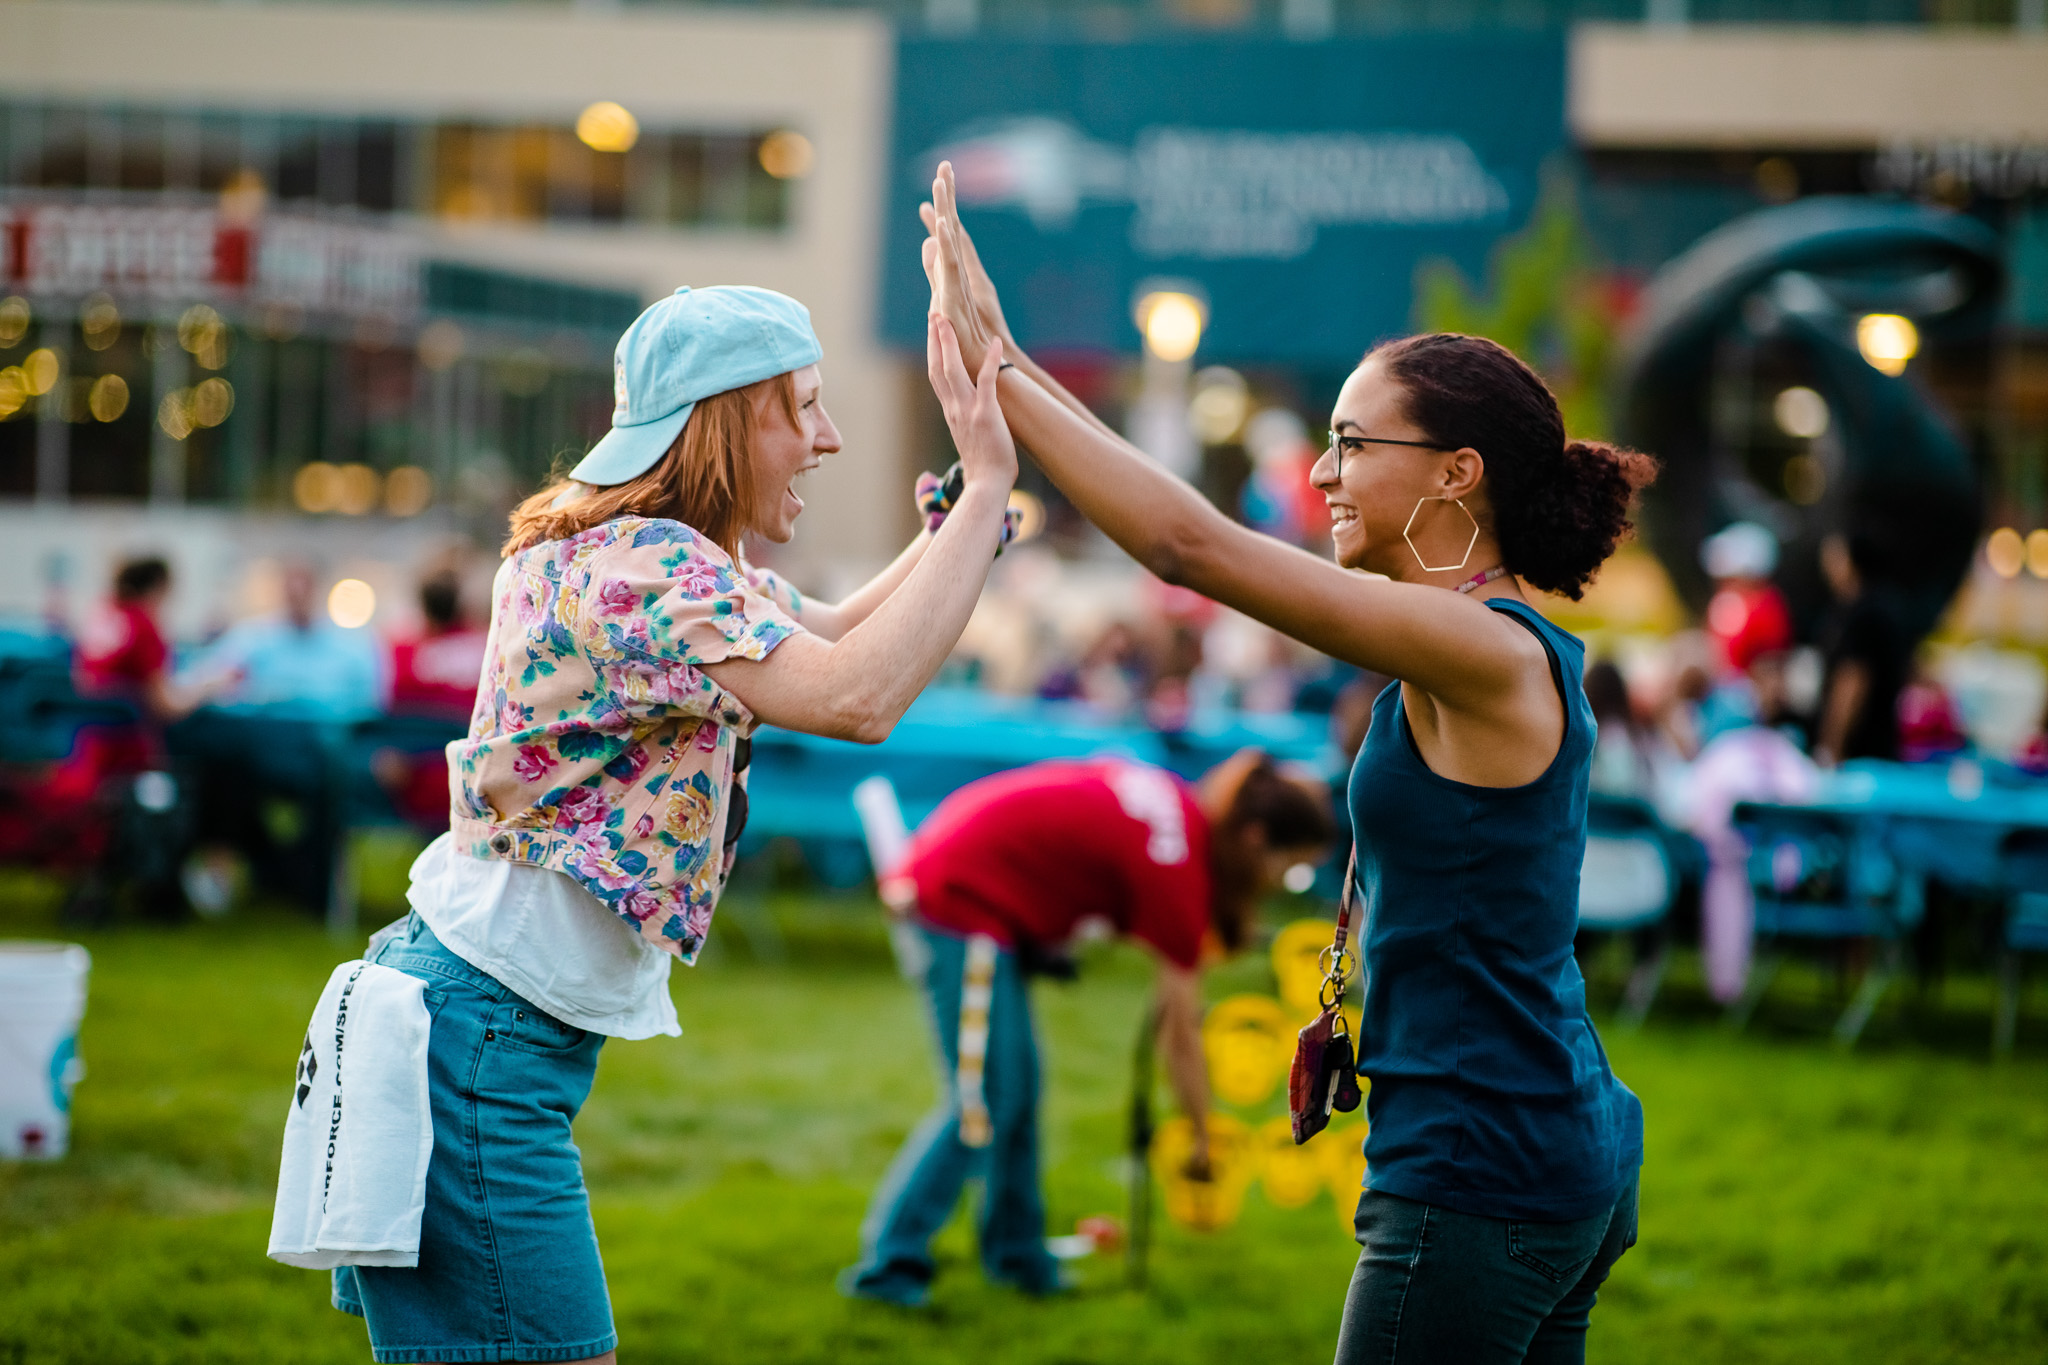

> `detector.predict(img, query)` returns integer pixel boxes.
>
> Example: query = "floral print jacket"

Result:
[450,516,804,962]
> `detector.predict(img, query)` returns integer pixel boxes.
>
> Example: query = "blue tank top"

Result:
[1348,599,1642,1222]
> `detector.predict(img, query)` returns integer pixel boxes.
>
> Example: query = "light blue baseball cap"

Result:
[567,285,824,486]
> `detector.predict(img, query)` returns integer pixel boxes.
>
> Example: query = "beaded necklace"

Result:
[1455,564,1509,594]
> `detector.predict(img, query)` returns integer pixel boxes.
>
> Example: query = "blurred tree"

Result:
[1412,171,1626,441]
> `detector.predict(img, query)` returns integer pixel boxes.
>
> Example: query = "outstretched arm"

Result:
[703,314,1013,743]
[922,167,1524,711]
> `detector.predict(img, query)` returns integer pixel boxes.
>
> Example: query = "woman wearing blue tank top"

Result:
[922,165,1656,1363]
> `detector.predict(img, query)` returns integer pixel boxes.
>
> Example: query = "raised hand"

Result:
[926,310,1016,496]
[922,162,1000,373]
[920,177,1012,353]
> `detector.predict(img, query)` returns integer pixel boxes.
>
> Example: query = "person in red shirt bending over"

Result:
[843,750,1334,1306]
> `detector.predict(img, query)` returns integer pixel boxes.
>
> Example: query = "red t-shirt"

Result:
[1705,582,1793,675]
[387,627,488,717]
[69,600,171,779]
[76,602,168,694]
[906,758,1212,969]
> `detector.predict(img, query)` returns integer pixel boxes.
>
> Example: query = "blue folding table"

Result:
[1734,760,2048,1046]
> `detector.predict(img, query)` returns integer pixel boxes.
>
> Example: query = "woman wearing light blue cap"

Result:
[325,286,1015,1364]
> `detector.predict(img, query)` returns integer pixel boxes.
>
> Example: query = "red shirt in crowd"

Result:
[905,758,1213,970]
[76,601,169,697]
[1705,582,1793,675]
[70,600,171,777]
[387,627,489,717]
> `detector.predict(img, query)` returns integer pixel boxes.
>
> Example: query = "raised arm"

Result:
[922,168,1526,711]
[702,314,1013,743]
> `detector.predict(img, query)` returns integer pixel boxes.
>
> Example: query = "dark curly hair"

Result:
[1368,333,1657,601]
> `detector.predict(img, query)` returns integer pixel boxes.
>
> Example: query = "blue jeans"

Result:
[844,924,1059,1304]
[1333,1176,1639,1365]
[332,914,614,1364]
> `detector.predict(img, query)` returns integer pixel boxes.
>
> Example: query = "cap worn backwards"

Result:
[567,285,824,487]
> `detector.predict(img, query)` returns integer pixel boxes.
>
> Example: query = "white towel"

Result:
[267,960,434,1270]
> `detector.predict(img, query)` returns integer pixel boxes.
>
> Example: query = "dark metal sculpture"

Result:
[1616,197,2003,639]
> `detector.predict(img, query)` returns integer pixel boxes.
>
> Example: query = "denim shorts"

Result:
[331,914,614,1364]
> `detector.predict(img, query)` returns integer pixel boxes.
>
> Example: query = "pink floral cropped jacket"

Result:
[450,516,804,962]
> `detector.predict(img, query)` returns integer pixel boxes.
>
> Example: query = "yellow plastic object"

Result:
[1272,918,1339,1018]
[1201,994,1293,1107]
[1322,1121,1369,1230]
[1252,1115,1327,1209]
[1151,1114,1253,1231]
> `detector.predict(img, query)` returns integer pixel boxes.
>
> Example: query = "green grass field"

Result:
[4,863,2048,1365]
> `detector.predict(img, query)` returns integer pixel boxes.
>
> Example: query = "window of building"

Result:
[0,101,799,232]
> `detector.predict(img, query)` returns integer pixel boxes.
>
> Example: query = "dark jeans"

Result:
[1333,1176,1638,1365]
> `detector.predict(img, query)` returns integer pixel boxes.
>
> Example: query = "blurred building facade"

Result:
[0,0,899,632]
[0,0,2044,637]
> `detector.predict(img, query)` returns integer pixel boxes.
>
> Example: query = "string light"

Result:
[575,102,639,154]
[758,130,814,180]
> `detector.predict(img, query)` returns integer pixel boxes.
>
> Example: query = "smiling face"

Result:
[747,364,841,544]
[1312,358,1486,578]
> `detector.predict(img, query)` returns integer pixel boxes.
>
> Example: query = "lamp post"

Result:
[1126,286,1206,479]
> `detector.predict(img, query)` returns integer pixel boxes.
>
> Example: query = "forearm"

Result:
[998,369,1228,582]
[1002,342,1121,443]
[807,528,935,642]
[1161,1016,1210,1130]
[705,486,1006,742]
[1155,966,1211,1130]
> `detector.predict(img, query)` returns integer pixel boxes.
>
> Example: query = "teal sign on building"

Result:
[882,34,1567,365]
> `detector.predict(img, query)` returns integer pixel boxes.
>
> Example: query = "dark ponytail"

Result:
[1369,333,1657,601]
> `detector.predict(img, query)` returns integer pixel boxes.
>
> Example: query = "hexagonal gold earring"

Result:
[1403,496,1479,574]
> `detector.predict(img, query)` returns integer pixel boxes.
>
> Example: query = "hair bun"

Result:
[1368,333,1659,601]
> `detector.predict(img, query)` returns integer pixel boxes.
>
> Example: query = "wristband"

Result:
[997,361,1016,374]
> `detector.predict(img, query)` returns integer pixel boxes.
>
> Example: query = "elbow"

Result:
[1141,519,1211,590]
[847,715,896,746]
[835,697,898,746]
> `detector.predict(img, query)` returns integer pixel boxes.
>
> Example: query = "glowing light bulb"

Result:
[327,578,376,630]
[1138,292,1205,363]
[385,466,434,517]
[293,462,340,514]
[87,374,129,423]
[1987,527,2025,579]
[1856,314,1919,376]
[22,349,59,396]
[1773,386,1829,439]
[575,102,639,154]
[758,130,814,180]
[2028,529,2048,580]
[1189,366,1250,444]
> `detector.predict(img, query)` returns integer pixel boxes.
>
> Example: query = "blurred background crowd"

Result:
[0,0,2046,1010]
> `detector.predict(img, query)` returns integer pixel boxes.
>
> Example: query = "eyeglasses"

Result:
[1326,430,1444,477]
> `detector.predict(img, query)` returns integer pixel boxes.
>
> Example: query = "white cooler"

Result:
[0,942,90,1160]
